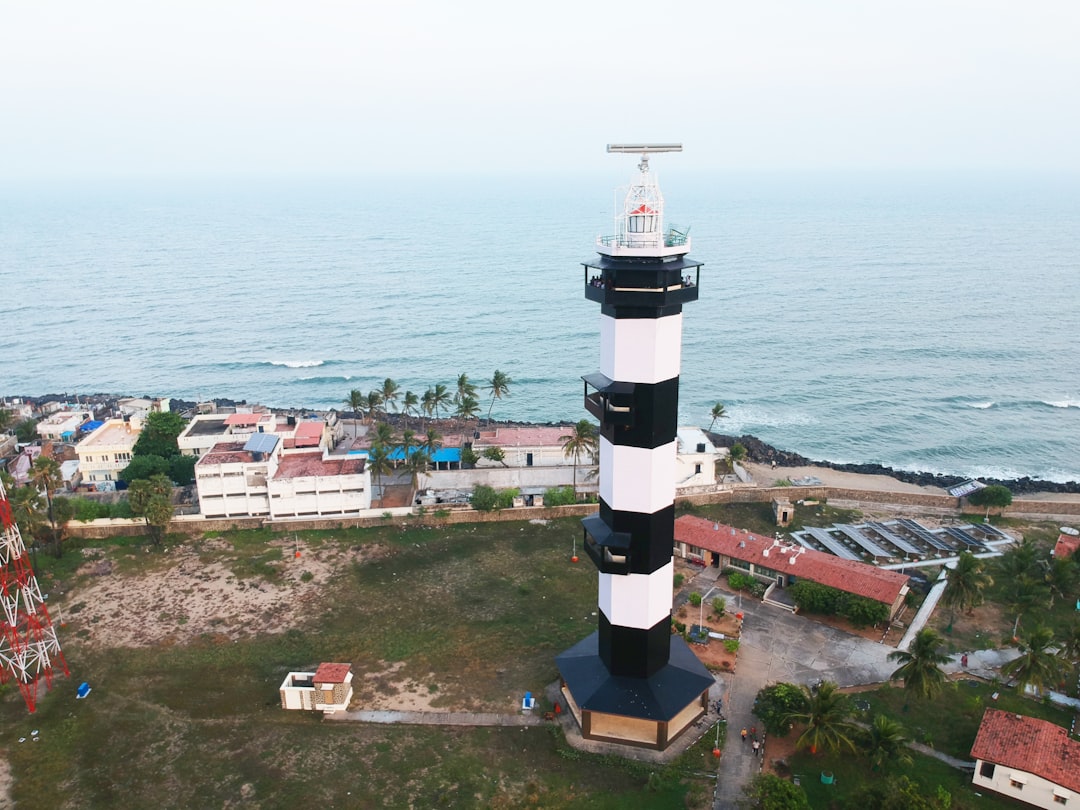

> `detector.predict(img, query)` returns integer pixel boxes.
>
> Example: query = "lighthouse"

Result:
[556,145,713,750]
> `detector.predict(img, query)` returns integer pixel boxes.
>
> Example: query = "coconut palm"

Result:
[455,373,478,407]
[404,448,431,495]
[1003,626,1066,696]
[366,444,393,506]
[1058,622,1080,664]
[401,390,420,429]
[399,429,416,467]
[728,441,748,474]
[708,402,727,432]
[1041,556,1079,608]
[344,388,366,418]
[379,378,400,417]
[941,550,994,617]
[783,681,857,755]
[372,422,395,449]
[431,384,452,422]
[421,428,442,457]
[888,628,951,701]
[485,370,512,424]
[561,420,599,499]
[29,456,63,556]
[454,394,481,430]
[421,388,436,425]
[364,391,383,424]
[864,714,912,770]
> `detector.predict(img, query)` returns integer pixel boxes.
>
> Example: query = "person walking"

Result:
[740,727,747,743]
[752,740,761,757]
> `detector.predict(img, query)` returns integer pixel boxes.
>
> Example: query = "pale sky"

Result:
[2,1,1078,179]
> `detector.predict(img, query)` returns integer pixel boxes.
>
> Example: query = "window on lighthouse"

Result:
[627,204,656,234]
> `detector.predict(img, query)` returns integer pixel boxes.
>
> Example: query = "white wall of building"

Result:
[973,760,1074,809]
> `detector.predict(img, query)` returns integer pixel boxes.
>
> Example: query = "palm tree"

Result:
[372,422,395,448]
[1041,556,1078,608]
[783,681,857,755]
[888,628,951,701]
[455,373,478,407]
[431,384,452,422]
[941,550,994,617]
[708,402,727,432]
[364,391,383,424]
[401,390,420,430]
[454,395,481,431]
[1003,626,1066,696]
[30,456,63,557]
[344,388,366,418]
[864,714,912,770]
[1058,622,1080,665]
[485,370,512,424]
[399,429,416,467]
[379,378,400,418]
[561,420,598,499]
[728,442,748,473]
[404,448,431,496]
[366,444,393,507]
[421,388,436,426]
[421,428,442,456]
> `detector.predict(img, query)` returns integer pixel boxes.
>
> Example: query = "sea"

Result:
[2,170,1079,483]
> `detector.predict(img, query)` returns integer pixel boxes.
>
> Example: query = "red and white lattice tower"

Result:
[0,477,68,712]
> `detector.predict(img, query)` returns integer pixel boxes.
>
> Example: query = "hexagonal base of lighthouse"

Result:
[556,633,713,750]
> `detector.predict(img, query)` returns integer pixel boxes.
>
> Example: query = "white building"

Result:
[36,410,92,442]
[279,663,354,715]
[674,426,720,490]
[971,709,1080,809]
[194,433,370,519]
[179,411,329,458]
[75,418,142,484]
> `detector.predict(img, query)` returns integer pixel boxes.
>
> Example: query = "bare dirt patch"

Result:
[350,661,448,711]
[678,610,743,672]
[0,757,11,810]
[65,539,389,648]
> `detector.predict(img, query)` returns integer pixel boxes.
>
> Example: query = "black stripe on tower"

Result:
[582,255,702,319]
[583,376,678,449]
[598,610,671,677]
[582,503,674,576]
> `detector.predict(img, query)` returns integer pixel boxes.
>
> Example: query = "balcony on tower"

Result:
[583,258,701,309]
[582,373,635,428]
[581,514,632,575]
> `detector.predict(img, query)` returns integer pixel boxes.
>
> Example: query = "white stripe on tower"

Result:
[597,560,674,630]
[598,438,676,513]
[600,314,683,382]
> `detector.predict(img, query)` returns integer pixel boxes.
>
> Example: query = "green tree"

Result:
[431,384,452,422]
[344,388,366,418]
[29,456,64,557]
[1059,622,1080,664]
[739,773,810,810]
[0,407,13,433]
[1002,626,1066,695]
[379,378,400,417]
[168,454,197,486]
[127,473,173,547]
[399,428,416,462]
[365,444,393,506]
[453,394,481,427]
[485,369,512,424]
[420,388,436,425]
[708,402,727,433]
[783,680,857,754]
[455,373,477,408]
[1041,556,1079,607]
[5,473,45,555]
[15,418,39,443]
[561,420,598,499]
[372,422,395,448]
[888,628,950,701]
[421,428,442,458]
[400,390,420,429]
[404,448,430,494]
[863,714,912,770]
[968,484,1012,518]
[729,441,748,468]
[120,454,171,483]
[364,391,383,424]
[131,410,185,459]
[842,776,941,810]
[470,484,498,512]
[481,446,507,467]
[941,550,993,617]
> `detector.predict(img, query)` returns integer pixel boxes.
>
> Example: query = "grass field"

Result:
[2,518,720,809]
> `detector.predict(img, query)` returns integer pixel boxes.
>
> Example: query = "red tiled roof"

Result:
[224,413,263,426]
[971,709,1080,793]
[197,441,255,465]
[294,421,324,443]
[274,451,365,479]
[1053,533,1080,560]
[474,425,570,448]
[674,515,909,605]
[313,663,352,684]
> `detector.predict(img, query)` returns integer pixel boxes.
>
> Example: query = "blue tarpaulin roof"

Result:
[80,420,105,432]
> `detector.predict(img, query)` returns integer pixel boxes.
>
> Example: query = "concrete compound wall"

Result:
[61,486,1080,540]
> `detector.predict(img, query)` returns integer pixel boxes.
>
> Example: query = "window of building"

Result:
[1009,778,1025,791]
[526,453,533,467]
[694,463,702,474]
[979,762,995,779]
[1053,796,1067,805]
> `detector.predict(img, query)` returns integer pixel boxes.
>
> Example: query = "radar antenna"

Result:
[606,143,682,173]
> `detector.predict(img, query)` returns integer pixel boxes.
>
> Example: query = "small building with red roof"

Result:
[674,515,910,619]
[1052,530,1080,562]
[970,708,1080,808]
[280,663,354,715]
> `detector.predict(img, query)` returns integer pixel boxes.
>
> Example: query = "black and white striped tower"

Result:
[556,145,713,751]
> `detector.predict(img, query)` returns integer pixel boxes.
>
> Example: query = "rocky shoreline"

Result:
[11,392,1079,495]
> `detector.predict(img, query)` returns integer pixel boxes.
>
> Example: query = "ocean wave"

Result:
[1041,399,1080,409]
[965,401,995,409]
[297,375,354,383]
[268,359,324,369]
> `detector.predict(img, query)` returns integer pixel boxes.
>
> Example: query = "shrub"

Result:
[727,570,757,591]
[673,573,685,588]
[752,682,808,737]
[723,638,740,654]
[470,484,498,511]
[494,487,520,510]
[712,596,727,616]
[543,486,577,507]
[688,591,703,607]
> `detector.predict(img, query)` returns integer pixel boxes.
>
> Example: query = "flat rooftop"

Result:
[275,452,365,479]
